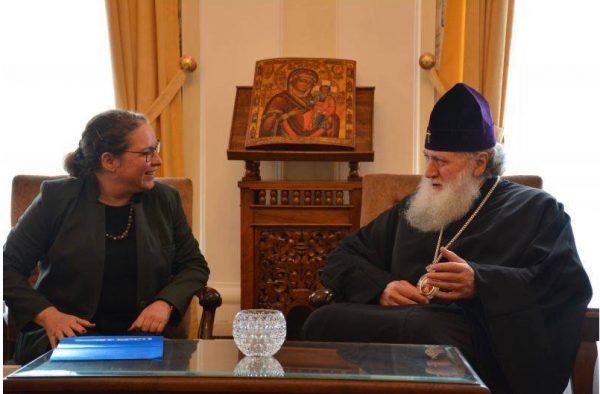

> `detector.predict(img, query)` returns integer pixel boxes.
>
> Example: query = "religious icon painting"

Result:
[244,58,356,150]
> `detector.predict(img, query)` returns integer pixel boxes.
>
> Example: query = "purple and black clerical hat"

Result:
[425,83,496,152]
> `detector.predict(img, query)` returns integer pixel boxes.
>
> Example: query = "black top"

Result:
[92,204,138,334]
[322,177,592,393]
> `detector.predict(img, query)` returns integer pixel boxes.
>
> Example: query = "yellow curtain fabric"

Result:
[105,0,197,339]
[438,0,466,89]
[106,0,184,176]
[437,0,514,142]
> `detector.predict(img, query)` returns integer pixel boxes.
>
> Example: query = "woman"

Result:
[3,110,210,364]
[259,68,319,137]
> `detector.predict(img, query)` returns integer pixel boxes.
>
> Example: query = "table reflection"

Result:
[234,356,284,377]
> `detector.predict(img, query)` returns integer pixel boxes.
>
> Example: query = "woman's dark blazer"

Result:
[3,176,210,331]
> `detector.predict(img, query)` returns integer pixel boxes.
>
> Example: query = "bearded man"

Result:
[302,83,592,394]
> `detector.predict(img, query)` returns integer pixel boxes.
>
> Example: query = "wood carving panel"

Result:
[256,228,347,313]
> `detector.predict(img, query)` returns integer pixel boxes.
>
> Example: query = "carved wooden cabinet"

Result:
[239,180,362,338]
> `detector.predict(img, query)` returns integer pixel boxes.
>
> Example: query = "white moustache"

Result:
[405,169,482,232]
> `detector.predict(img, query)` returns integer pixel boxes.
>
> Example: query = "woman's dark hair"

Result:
[64,110,148,178]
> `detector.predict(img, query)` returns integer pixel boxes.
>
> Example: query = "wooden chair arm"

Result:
[581,307,598,341]
[3,302,17,364]
[572,307,599,394]
[195,286,223,339]
[308,288,336,308]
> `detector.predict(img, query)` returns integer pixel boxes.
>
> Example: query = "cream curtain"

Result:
[437,0,514,142]
[106,0,185,176]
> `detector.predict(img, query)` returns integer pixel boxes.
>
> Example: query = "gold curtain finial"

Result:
[179,55,197,72]
[418,53,447,95]
[419,52,436,70]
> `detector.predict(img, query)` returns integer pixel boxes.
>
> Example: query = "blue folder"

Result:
[50,335,164,362]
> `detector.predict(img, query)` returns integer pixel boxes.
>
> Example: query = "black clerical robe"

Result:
[314,177,591,394]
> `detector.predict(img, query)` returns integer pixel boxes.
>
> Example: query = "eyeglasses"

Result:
[124,140,161,162]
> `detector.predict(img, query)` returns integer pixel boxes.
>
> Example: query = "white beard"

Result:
[405,169,483,232]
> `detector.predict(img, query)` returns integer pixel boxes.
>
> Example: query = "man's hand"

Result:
[426,247,476,300]
[34,306,95,348]
[380,280,430,305]
[128,300,172,334]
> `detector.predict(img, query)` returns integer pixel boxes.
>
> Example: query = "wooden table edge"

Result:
[4,375,489,393]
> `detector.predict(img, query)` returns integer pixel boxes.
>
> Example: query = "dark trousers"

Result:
[301,302,477,367]
[13,325,50,365]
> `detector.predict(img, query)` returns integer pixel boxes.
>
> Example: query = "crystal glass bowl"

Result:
[232,309,286,357]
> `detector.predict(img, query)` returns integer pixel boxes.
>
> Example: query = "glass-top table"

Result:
[5,339,489,393]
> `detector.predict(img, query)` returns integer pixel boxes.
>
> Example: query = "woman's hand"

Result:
[128,300,172,334]
[379,280,430,305]
[34,306,95,348]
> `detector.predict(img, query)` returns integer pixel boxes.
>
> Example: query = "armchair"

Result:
[309,174,598,394]
[3,175,222,363]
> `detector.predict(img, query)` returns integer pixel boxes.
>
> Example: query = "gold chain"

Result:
[431,176,501,264]
[418,176,501,298]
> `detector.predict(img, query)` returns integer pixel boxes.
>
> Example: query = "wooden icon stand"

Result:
[228,86,374,338]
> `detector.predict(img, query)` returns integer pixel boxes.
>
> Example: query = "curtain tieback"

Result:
[144,55,197,124]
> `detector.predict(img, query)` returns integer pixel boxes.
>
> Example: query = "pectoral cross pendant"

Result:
[417,227,443,299]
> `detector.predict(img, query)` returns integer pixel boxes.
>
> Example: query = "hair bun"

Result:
[74,147,84,160]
